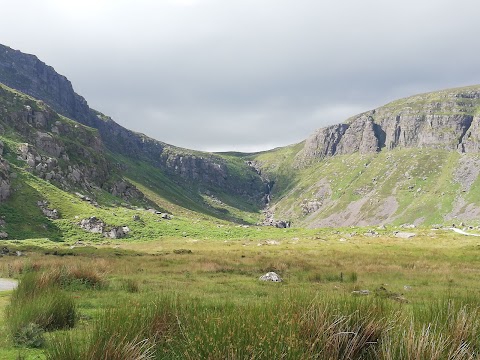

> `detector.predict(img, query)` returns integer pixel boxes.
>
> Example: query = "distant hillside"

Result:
[251,86,480,227]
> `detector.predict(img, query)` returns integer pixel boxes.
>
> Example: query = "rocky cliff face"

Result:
[297,86,480,165]
[0,44,265,201]
[0,83,151,205]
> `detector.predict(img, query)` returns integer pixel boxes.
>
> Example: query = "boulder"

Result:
[259,272,282,282]
[275,220,290,228]
[103,227,127,239]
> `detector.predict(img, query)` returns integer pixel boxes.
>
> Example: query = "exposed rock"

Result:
[394,232,416,239]
[41,208,59,219]
[296,87,480,165]
[0,44,266,205]
[259,240,281,246]
[79,217,129,238]
[301,199,322,214]
[259,272,283,282]
[352,290,370,296]
[161,213,172,220]
[37,200,59,219]
[111,180,143,200]
[103,227,128,239]
[275,220,290,228]
[79,217,105,233]
[35,131,63,157]
[0,231,8,239]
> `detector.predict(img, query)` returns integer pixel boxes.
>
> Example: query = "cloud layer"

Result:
[2,0,480,151]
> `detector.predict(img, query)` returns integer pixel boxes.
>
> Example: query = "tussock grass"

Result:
[5,272,76,348]
[121,278,141,293]
[46,297,177,360]
[43,294,480,359]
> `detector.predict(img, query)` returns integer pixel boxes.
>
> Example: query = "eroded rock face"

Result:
[37,201,59,219]
[111,181,143,200]
[80,217,105,233]
[297,88,480,165]
[104,226,129,239]
[79,217,130,238]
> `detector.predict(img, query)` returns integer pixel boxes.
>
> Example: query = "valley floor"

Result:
[1,226,480,359]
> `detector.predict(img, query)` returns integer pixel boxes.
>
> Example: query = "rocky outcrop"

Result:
[0,86,150,207]
[297,86,480,165]
[111,181,143,201]
[301,124,348,160]
[37,200,59,219]
[79,217,130,238]
[79,217,106,233]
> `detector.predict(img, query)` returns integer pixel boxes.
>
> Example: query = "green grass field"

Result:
[1,226,480,359]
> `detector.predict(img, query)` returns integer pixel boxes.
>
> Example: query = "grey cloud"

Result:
[1,0,480,151]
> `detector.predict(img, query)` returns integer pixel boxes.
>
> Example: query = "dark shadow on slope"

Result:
[114,154,260,224]
[0,182,63,241]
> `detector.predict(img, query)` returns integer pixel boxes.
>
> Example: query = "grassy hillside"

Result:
[252,146,480,227]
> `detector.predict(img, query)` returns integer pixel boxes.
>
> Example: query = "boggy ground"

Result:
[1,226,480,359]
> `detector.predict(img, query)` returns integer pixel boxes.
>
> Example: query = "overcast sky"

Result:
[1,0,480,152]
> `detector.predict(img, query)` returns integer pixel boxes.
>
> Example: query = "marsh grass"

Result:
[6,272,76,347]
[46,297,177,360]
[3,231,480,358]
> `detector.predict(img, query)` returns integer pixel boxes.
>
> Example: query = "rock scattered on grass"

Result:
[79,217,129,239]
[37,200,59,219]
[352,290,370,296]
[263,240,280,246]
[259,272,282,282]
[394,232,416,239]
